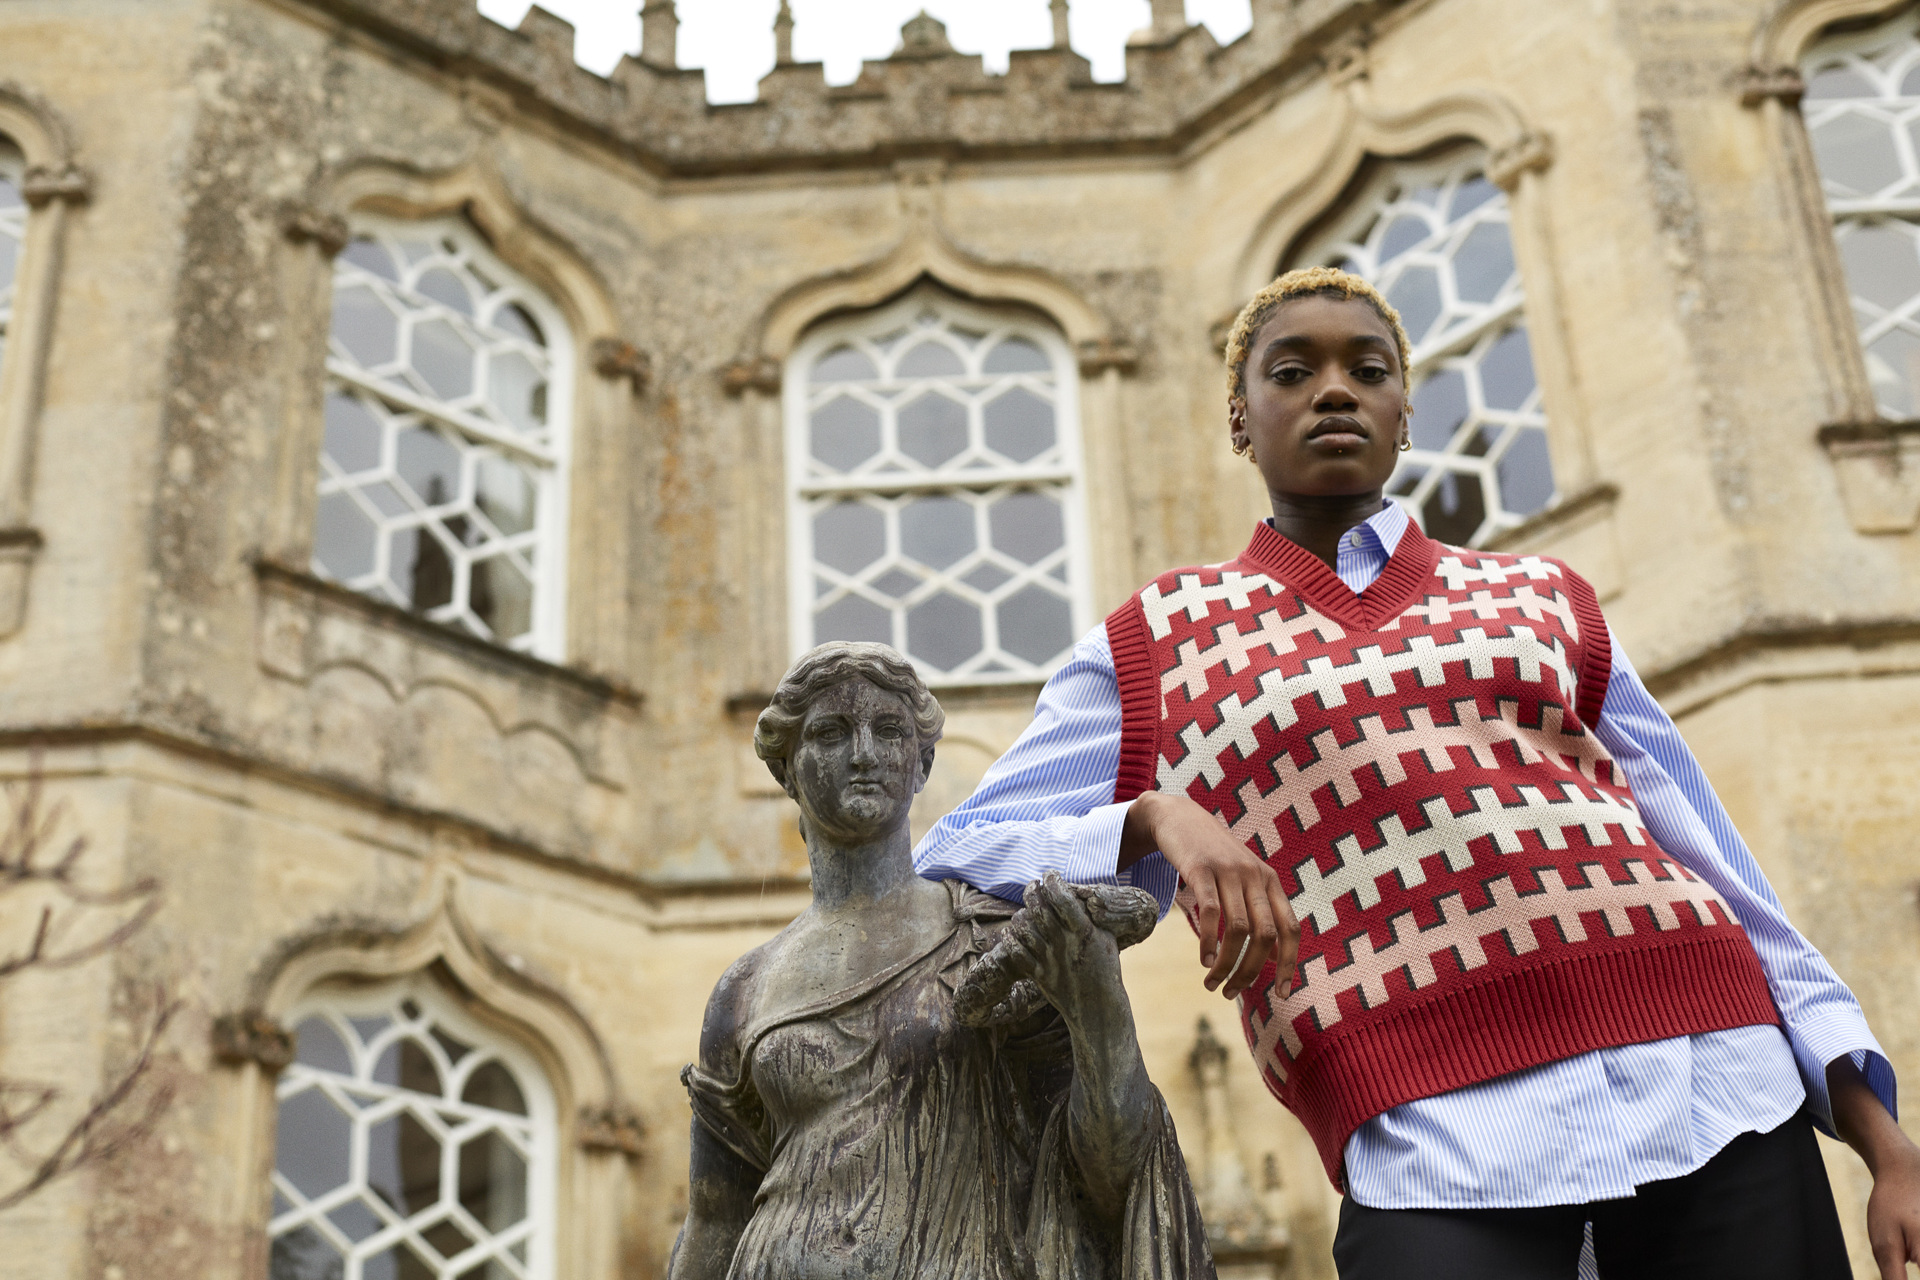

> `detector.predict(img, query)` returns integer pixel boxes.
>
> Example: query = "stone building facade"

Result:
[0,0,1916,1276]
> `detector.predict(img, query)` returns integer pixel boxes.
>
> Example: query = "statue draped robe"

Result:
[682,882,1214,1280]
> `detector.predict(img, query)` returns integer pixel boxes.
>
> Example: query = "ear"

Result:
[915,744,936,795]
[1227,396,1247,442]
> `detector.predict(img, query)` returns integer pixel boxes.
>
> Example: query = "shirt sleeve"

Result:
[1592,626,1896,1132]
[911,624,1181,915]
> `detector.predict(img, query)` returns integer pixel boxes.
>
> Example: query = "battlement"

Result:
[305,0,1398,174]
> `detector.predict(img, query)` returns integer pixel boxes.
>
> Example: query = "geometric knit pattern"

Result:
[1107,521,1779,1188]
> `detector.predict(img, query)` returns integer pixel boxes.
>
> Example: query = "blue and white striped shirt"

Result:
[914,502,1895,1209]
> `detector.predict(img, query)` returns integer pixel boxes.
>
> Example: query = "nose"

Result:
[850,724,878,767]
[1312,369,1359,413]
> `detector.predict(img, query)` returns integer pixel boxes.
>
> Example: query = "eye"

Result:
[1354,363,1390,383]
[1270,365,1308,385]
[877,724,904,739]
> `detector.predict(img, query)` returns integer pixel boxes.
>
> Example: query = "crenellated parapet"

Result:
[301,0,1403,174]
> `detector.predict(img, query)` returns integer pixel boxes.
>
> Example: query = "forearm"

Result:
[1061,984,1158,1218]
[1833,1056,1912,1174]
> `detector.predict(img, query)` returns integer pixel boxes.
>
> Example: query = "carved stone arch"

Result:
[322,156,620,348]
[227,872,641,1280]
[1753,0,1917,70]
[0,79,87,198]
[753,223,1118,366]
[1231,86,1547,306]
[249,874,623,1120]
[281,156,638,676]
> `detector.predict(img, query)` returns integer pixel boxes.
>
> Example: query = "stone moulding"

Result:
[294,0,1407,175]
[1817,420,1920,533]
[252,558,640,785]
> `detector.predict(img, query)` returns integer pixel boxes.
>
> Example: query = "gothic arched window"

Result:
[269,977,555,1280]
[1298,154,1556,545]
[0,144,26,372]
[314,218,571,658]
[786,289,1090,683]
[1801,11,1920,417]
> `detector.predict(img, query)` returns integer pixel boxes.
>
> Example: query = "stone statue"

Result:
[670,642,1216,1280]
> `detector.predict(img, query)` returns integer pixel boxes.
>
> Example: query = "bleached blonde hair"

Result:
[1223,266,1414,409]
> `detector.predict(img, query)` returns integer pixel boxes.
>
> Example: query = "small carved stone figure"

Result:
[670,642,1214,1280]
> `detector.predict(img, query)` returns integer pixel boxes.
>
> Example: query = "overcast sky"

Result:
[473,1,1254,102]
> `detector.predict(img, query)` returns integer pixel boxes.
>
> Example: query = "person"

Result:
[669,641,1215,1280]
[914,266,1920,1279]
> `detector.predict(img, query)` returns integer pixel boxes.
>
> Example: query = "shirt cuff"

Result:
[1060,800,1129,890]
[1789,1008,1897,1135]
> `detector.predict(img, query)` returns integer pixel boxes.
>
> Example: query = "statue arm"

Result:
[1007,873,1161,1221]
[668,956,765,1280]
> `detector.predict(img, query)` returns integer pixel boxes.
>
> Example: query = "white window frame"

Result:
[1801,11,1920,418]
[783,287,1093,685]
[318,214,573,660]
[270,972,559,1280]
[1297,151,1557,545]
[0,143,25,374]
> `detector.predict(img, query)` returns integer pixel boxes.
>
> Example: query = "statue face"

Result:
[790,677,921,843]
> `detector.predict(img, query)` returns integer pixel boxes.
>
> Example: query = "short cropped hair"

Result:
[1223,265,1414,407]
[753,642,945,791]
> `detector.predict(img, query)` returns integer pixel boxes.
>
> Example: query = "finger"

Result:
[1190,873,1222,971]
[1267,872,1299,1000]
[1224,888,1278,1000]
[1205,887,1251,994]
[1037,873,1095,934]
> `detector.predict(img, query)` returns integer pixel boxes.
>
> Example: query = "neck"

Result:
[1268,489,1384,571]
[803,822,920,912]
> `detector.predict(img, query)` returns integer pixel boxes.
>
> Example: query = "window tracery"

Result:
[786,289,1089,684]
[1301,154,1557,545]
[314,219,570,658]
[268,977,554,1280]
[1801,11,1920,417]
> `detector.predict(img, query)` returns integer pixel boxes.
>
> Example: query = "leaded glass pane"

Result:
[1803,16,1920,417]
[1313,156,1557,544]
[318,221,564,656]
[270,982,547,1280]
[795,293,1085,683]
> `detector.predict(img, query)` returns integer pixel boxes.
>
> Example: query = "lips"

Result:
[1307,415,1368,442]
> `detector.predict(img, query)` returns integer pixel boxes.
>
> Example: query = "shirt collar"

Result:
[1264,499,1410,554]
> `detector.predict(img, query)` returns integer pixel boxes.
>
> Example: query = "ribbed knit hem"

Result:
[1562,563,1612,730]
[1285,931,1782,1191]
[1106,595,1160,803]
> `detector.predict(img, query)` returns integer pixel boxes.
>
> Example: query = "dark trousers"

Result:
[1332,1116,1851,1280]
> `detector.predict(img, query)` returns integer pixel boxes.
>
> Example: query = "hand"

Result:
[1831,1056,1920,1280]
[1121,791,1298,1000]
[1000,872,1123,1015]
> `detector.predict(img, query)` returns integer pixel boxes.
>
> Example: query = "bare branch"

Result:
[0,985,179,1212]
[0,755,177,1213]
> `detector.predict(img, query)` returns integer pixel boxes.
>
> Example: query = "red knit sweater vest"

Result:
[1106,522,1778,1189]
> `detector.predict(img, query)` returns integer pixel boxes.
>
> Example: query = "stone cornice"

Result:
[291,0,1404,177]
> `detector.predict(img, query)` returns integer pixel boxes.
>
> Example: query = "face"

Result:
[787,677,926,843]
[1230,294,1408,499]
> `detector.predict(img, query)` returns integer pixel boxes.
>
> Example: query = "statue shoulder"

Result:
[696,942,774,1076]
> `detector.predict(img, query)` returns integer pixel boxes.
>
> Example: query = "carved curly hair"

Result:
[753,642,945,792]
[1222,266,1414,409]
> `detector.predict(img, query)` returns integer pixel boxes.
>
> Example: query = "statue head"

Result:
[754,643,945,843]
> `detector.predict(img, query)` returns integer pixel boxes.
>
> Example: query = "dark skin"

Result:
[1136,291,1920,1271]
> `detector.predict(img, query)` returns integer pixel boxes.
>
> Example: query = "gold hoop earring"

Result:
[1399,437,1411,452]
[1233,437,1258,465]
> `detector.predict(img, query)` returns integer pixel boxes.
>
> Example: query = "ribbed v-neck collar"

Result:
[1234,517,1439,631]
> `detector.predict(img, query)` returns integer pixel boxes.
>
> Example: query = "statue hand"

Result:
[1001,872,1127,1021]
